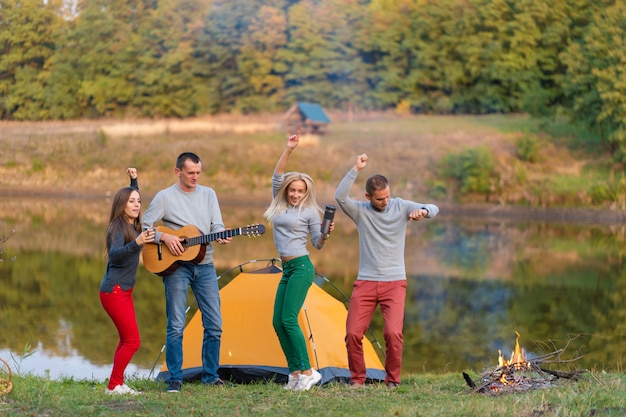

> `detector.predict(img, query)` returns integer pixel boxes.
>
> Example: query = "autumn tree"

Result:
[0,0,64,120]
[278,0,368,109]
[560,0,626,160]
[129,0,209,117]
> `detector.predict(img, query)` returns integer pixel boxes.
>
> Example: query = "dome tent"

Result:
[155,259,386,385]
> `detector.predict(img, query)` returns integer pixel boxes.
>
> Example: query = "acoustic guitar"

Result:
[143,224,265,276]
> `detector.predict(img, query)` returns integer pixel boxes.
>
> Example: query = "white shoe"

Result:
[106,384,141,395]
[283,374,299,390]
[294,369,322,391]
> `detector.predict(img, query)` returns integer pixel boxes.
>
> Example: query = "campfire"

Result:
[463,332,586,396]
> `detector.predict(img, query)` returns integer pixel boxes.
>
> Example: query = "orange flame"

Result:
[499,373,509,385]
[497,331,530,370]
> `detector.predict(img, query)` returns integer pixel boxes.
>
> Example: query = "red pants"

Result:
[345,280,406,385]
[100,284,140,389]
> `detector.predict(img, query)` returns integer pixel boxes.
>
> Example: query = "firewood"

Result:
[462,372,476,388]
[539,368,586,380]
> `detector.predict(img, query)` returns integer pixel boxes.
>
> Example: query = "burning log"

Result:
[463,332,586,396]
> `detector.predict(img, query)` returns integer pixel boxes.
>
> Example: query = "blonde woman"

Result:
[264,131,333,391]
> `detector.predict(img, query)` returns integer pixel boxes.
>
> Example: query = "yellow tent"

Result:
[156,260,386,384]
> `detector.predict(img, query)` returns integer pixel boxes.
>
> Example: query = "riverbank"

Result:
[3,184,625,226]
[1,113,623,224]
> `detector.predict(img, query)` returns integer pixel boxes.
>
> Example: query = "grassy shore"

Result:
[2,371,626,416]
[0,112,617,212]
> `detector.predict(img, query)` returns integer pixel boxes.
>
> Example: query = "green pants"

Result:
[272,255,314,372]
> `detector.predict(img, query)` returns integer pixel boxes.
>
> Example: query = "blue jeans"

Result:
[163,262,222,384]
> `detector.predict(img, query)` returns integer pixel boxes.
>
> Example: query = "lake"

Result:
[1,196,624,381]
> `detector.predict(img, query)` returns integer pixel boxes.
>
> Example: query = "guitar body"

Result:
[142,223,265,276]
[142,225,206,276]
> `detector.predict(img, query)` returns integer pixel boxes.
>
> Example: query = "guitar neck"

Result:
[186,228,242,247]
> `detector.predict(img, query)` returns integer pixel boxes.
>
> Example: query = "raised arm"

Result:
[335,153,368,202]
[335,154,369,221]
[127,167,138,190]
[353,153,368,173]
[274,130,300,175]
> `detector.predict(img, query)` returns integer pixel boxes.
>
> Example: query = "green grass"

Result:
[3,371,626,416]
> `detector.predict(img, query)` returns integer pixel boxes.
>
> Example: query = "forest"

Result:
[0,0,625,159]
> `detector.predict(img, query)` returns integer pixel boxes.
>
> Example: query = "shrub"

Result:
[589,176,626,207]
[515,135,539,163]
[439,146,498,198]
[426,179,448,201]
[395,100,411,115]
[31,159,45,172]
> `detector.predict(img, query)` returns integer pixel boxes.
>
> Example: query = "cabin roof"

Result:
[294,102,331,124]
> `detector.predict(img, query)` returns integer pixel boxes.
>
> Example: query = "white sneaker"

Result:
[294,369,322,391]
[283,374,299,390]
[106,384,141,395]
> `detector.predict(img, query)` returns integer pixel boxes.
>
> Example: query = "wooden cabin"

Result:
[283,102,331,134]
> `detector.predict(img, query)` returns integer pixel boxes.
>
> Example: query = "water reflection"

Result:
[0,346,150,381]
[0,197,625,380]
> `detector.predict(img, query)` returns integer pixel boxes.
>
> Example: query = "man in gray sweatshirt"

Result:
[142,152,232,392]
[334,153,439,389]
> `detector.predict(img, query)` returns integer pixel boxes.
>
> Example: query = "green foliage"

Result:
[0,0,622,179]
[9,343,36,377]
[31,159,45,173]
[0,0,622,166]
[128,0,206,117]
[277,0,369,109]
[515,134,540,163]
[0,0,63,120]
[361,0,427,110]
[58,0,136,118]
[439,146,498,197]
[559,1,626,160]
[426,179,448,201]
[195,0,280,114]
[589,175,626,208]
[43,68,82,120]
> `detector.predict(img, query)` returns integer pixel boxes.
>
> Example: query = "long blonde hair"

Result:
[264,172,322,223]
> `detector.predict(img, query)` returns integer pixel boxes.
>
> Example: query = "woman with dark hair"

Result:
[99,169,154,395]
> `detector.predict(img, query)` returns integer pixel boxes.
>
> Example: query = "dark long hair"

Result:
[104,187,141,261]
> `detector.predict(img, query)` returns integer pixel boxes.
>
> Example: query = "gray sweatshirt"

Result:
[271,173,325,257]
[142,183,225,265]
[334,168,439,282]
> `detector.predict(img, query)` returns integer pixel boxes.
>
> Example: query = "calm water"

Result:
[1,197,625,381]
